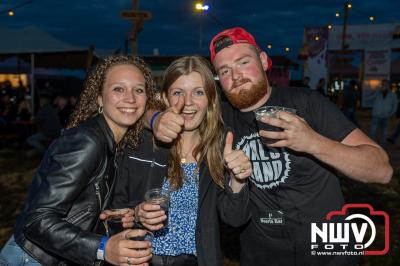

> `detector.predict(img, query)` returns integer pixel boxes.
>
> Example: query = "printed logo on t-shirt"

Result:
[236,133,291,189]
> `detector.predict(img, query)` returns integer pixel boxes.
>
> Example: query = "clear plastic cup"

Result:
[254,106,297,144]
[144,188,170,227]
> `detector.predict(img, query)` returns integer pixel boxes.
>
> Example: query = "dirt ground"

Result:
[0,109,399,265]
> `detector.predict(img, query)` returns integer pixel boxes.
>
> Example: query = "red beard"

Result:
[225,77,268,110]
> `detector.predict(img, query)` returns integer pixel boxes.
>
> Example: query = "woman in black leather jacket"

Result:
[0,55,162,266]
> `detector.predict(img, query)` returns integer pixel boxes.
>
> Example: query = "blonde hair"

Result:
[161,56,225,189]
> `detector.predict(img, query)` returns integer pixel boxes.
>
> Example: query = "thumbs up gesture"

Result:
[223,132,252,192]
[152,96,185,143]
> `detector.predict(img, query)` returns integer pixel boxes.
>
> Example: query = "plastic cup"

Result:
[144,188,170,227]
[254,106,297,144]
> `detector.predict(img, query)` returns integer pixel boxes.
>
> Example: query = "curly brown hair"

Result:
[161,56,225,189]
[67,55,163,149]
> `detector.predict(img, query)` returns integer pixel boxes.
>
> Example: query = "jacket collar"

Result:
[95,115,117,153]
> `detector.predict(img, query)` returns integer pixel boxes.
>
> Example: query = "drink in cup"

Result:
[254,106,297,144]
[129,230,154,250]
[105,208,130,235]
[144,188,170,227]
[129,230,154,242]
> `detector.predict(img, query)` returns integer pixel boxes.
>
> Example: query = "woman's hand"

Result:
[135,202,167,231]
[100,208,135,229]
[223,132,252,192]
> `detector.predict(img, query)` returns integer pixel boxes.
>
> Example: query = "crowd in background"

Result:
[1,75,399,153]
[0,79,77,151]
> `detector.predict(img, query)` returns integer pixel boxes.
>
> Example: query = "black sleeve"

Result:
[216,172,251,227]
[23,129,103,265]
[305,91,356,142]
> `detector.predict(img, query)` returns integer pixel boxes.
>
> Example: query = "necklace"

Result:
[180,141,198,164]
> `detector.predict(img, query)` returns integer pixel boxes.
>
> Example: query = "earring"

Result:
[98,106,103,114]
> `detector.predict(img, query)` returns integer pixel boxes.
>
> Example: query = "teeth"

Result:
[120,108,136,113]
[182,110,196,114]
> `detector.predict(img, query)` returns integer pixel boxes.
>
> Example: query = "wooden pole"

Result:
[341,3,349,51]
[131,0,139,55]
[121,0,151,55]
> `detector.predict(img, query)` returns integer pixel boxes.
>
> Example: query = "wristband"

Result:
[150,111,161,131]
[96,236,109,261]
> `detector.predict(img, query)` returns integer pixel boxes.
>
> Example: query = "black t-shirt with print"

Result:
[222,87,358,266]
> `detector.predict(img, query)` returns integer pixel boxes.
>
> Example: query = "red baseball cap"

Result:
[209,27,272,69]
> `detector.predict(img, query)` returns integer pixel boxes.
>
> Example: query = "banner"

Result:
[364,49,392,77]
[362,49,391,107]
[329,23,398,50]
[303,27,329,92]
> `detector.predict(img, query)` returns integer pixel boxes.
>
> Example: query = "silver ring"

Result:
[127,257,131,264]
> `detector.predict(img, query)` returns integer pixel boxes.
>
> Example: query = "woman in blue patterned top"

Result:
[134,56,252,266]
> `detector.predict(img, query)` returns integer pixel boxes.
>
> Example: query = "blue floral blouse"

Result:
[152,163,199,256]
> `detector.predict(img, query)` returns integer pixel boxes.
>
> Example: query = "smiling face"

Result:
[164,71,208,132]
[97,64,147,141]
[213,43,270,111]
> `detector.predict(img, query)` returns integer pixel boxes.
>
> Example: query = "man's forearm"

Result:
[309,132,392,184]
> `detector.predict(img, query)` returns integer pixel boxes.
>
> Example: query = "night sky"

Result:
[1,0,399,60]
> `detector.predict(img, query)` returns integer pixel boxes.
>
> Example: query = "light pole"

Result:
[194,2,226,52]
[194,3,209,52]
[341,3,351,51]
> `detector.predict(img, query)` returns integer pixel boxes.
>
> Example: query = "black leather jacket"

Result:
[14,115,118,266]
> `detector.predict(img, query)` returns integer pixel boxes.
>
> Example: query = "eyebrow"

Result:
[170,86,204,91]
[108,81,145,87]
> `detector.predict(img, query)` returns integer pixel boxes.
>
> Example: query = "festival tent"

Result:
[0,26,95,110]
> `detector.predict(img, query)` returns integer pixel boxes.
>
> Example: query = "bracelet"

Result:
[150,111,161,131]
[96,236,109,261]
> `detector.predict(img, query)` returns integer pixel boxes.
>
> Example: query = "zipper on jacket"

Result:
[95,183,102,210]
[105,178,110,204]
[103,153,119,202]
[67,206,92,224]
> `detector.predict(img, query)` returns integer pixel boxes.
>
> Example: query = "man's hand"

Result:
[223,131,251,192]
[258,111,321,153]
[105,229,152,266]
[153,96,185,143]
[259,110,393,183]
